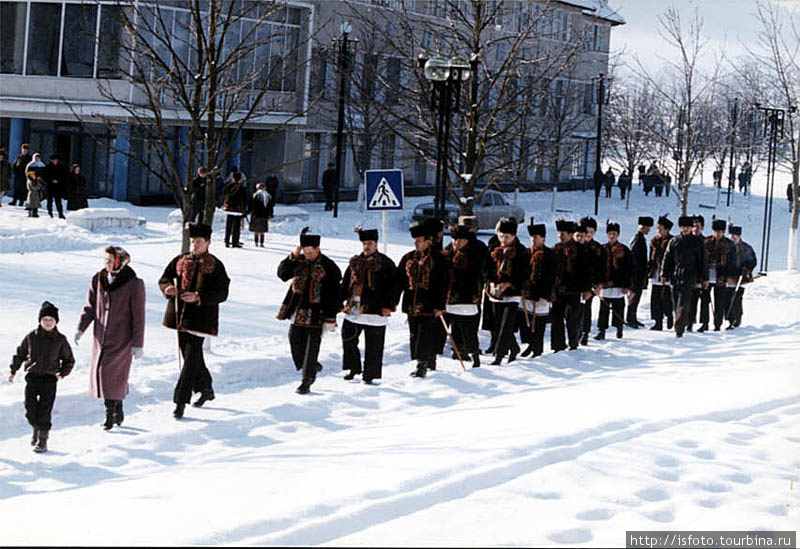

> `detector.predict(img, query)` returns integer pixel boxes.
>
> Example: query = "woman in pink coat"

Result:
[76,246,145,430]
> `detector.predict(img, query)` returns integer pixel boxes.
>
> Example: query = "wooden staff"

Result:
[173,278,182,371]
[439,315,466,371]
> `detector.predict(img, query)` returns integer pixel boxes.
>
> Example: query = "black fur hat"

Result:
[357,228,379,242]
[300,227,321,247]
[711,219,726,231]
[729,225,742,236]
[527,223,546,237]
[657,216,674,230]
[496,217,517,235]
[679,216,695,228]
[409,222,429,239]
[638,216,654,227]
[606,222,621,233]
[579,216,597,230]
[188,223,212,240]
[555,220,576,233]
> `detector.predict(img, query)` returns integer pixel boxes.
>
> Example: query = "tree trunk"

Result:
[789,160,799,271]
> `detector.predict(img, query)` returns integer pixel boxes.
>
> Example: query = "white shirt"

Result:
[446,304,479,316]
[600,287,624,299]
[343,297,389,327]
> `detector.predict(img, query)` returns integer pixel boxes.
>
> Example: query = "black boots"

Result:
[296,380,311,394]
[580,333,589,346]
[102,400,124,429]
[697,323,708,333]
[343,370,361,381]
[173,403,185,419]
[33,430,49,453]
[594,331,606,341]
[650,322,663,331]
[410,364,427,378]
[520,345,534,358]
[31,426,38,446]
[193,389,215,408]
[472,353,481,368]
[616,327,623,339]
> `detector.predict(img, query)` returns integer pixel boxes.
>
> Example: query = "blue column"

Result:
[112,124,130,202]
[8,118,29,196]
[228,129,242,173]
[175,126,188,185]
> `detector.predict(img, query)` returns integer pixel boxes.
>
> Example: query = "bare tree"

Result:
[604,79,658,183]
[745,0,800,270]
[339,0,591,216]
[70,0,311,251]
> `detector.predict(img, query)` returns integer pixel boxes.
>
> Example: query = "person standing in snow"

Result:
[704,218,736,332]
[550,220,591,352]
[441,224,484,368]
[519,222,555,358]
[688,215,710,333]
[25,163,44,218]
[661,216,706,338]
[42,153,68,219]
[248,182,273,248]
[10,143,32,206]
[276,228,342,394]
[395,221,447,378]
[578,217,605,346]
[0,149,11,206]
[66,163,89,211]
[76,247,146,430]
[727,225,757,329]
[648,216,674,331]
[8,301,74,453]
[158,223,230,419]
[221,171,247,248]
[339,227,396,383]
[626,216,652,328]
[595,222,633,340]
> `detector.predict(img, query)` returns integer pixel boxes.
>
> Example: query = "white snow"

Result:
[0,175,797,546]
[66,207,147,230]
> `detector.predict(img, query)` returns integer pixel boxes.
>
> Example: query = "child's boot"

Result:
[30,426,38,446]
[33,430,48,453]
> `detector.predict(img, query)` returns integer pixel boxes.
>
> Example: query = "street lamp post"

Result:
[726,97,739,208]
[593,73,609,216]
[333,22,353,219]
[420,56,471,219]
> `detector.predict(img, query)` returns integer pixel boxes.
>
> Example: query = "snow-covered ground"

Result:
[0,176,797,546]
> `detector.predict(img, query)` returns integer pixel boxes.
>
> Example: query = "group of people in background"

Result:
[713,161,753,195]
[0,143,88,218]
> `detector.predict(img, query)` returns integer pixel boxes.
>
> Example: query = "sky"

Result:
[609,0,792,77]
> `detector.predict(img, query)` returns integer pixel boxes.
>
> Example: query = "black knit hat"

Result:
[694,214,705,226]
[409,222,429,239]
[528,223,546,237]
[38,301,59,323]
[729,225,742,235]
[300,227,321,247]
[606,222,621,233]
[188,223,212,240]
[711,219,726,231]
[638,216,654,227]
[357,228,379,242]
[555,220,576,233]
[678,216,695,228]
[579,217,597,230]
[497,217,517,235]
[657,216,673,230]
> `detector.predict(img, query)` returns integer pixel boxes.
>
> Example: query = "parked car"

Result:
[412,189,525,231]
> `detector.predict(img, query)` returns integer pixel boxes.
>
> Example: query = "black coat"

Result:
[321,168,337,190]
[552,239,591,296]
[662,233,706,285]
[584,239,606,287]
[443,242,484,305]
[249,190,273,219]
[731,240,757,282]
[66,173,89,210]
[602,241,633,289]
[190,176,207,213]
[523,245,555,301]
[648,234,672,279]
[42,161,68,188]
[12,153,32,199]
[485,238,530,298]
[158,252,230,336]
[277,253,342,327]
[10,327,74,378]
[221,181,247,213]
[395,248,447,316]
[340,252,396,315]
[629,231,648,289]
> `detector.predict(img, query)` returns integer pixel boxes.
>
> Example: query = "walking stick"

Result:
[595,294,627,327]
[439,315,466,371]
[520,297,531,328]
[173,278,182,371]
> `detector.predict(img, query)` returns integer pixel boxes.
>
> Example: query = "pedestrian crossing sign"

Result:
[365,169,404,211]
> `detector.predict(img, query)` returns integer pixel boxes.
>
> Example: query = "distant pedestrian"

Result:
[189,166,207,223]
[221,172,247,248]
[322,162,336,211]
[739,162,752,194]
[66,163,89,211]
[248,182,272,247]
[618,169,631,200]
[604,167,615,198]
[0,149,11,206]
[42,153,67,219]
[788,183,794,212]
[10,143,32,206]
[265,173,279,202]
[25,164,44,218]
[76,247,145,430]
[8,301,74,453]
[712,166,723,188]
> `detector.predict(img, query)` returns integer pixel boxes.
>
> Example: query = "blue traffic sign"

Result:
[365,169,404,211]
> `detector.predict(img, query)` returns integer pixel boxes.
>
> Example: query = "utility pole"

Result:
[333,23,352,219]
[593,73,607,216]
[727,98,738,207]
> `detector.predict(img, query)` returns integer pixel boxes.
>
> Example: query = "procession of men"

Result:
[266,209,759,396]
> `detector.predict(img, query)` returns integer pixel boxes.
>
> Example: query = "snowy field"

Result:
[0,175,797,546]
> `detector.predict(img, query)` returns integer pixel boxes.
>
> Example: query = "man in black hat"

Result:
[485,217,529,364]
[423,217,447,355]
[321,163,336,211]
[395,221,447,377]
[442,224,484,368]
[520,222,554,357]
[43,153,68,219]
[340,228,396,384]
[595,222,632,340]
[704,219,736,331]
[277,228,342,394]
[482,219,504,354]
[727,225,757,329]
[578,217,605,346]
[689,215,711,332]
[551,220,590,351]
[158,223,230,418]
[648,216,674,331]
[626,216,653,328]
[662,216,706,337]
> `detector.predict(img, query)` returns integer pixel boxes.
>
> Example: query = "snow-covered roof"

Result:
[556,0,626,26]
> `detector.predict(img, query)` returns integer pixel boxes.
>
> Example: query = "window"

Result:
[380,133,395,168]
[61,4,97,78]
[311,47,328,98]
[27,2,62,75]
[583,82,595,115]
[361,53,378,101]
[0,2,26,74]
[385,57,401,104]
[97,5,123,78]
